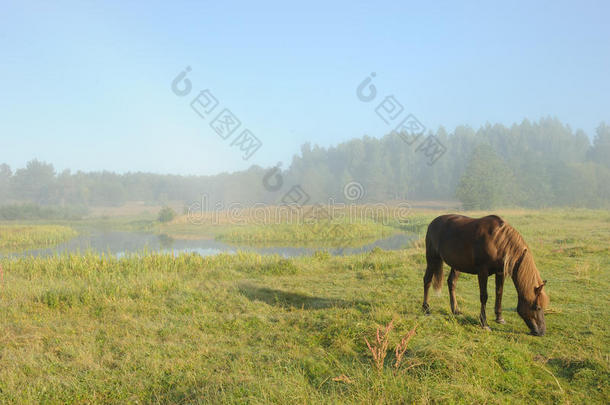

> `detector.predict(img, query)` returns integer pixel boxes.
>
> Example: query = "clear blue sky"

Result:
[1,0,608,175]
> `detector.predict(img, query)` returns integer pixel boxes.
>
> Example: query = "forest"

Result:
[1,118,608,212]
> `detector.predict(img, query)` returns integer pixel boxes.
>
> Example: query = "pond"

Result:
[2,229,417,258]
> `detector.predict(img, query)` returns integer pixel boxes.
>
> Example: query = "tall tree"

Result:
[455,144,518,209]
[589,122,610,168]
[11,160,56,204]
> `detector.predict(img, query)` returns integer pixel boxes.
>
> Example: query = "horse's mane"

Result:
[492,222,548,307]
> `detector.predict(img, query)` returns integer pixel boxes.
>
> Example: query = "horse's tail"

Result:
[425,224,444,292]
[430,258,444,292]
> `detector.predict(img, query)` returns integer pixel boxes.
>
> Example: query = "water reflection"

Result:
[2,230,416,258]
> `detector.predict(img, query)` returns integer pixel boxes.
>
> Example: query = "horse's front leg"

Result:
[477,269,491,331]
[494,272,506,324]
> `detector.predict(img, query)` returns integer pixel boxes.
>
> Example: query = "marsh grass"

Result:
[157,204,427,243]
[0,224,77,251]
[215,220,395,246]
[0,209,608,403]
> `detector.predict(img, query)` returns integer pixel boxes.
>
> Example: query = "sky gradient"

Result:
[1,0,609,175]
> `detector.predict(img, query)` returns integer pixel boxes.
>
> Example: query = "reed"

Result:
[0,224,77,251]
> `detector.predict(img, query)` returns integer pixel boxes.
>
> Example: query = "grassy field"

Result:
[96,204,412,245]
[0,224,77,251]
[214,221,395,246]
[0,209,608,403]
[150,204,413,243]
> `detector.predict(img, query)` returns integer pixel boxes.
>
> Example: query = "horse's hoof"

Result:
[495,318,506,324]
[422,304,430,315]
[452,310,462,315]
[482,326,492,332]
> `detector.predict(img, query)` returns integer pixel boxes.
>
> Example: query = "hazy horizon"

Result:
[2,117,606,177]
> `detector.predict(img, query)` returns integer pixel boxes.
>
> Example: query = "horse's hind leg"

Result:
[494,272,506,324]
[448,268,461,315]
[477,269,491,331]
[422,267,433,314]
[422,257,442,314]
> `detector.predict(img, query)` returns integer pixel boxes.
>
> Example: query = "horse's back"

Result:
[426,214,505,272]
[428,214,504,236]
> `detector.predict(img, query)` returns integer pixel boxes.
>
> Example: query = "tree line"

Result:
[1,118,608,211]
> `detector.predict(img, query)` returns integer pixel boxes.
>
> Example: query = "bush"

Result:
[158,206,176,223]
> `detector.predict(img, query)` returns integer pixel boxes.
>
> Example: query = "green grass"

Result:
[0,209,608,403]
[0,224,78,251]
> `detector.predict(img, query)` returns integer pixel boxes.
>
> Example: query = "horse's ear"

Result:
[534,282,546,296]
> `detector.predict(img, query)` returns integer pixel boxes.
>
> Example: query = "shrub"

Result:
[158,206,176,223]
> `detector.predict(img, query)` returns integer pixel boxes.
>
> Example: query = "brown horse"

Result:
[422,214,549,336]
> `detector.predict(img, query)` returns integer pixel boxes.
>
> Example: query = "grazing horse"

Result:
[422,214,549,336]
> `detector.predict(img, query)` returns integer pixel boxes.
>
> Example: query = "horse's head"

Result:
[517,280,548,336]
